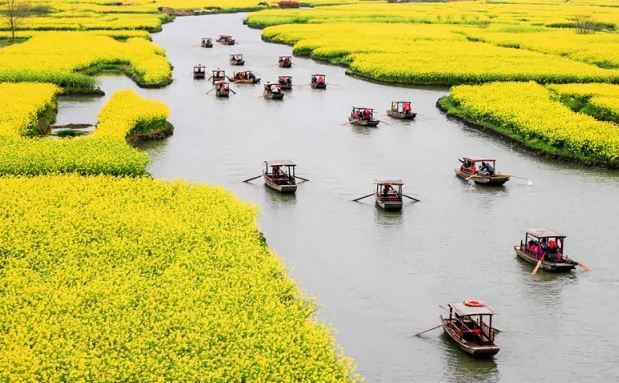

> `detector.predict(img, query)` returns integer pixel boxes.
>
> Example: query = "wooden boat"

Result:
[440,301,500,358]
[374,180,404,211]
[230,54,245,66]
[514,228,581,272]
[278,55,292,68]
[349,107,379,127]
[310,74,327,89]
[214,81,230,98]
[278,76,292,90]
[216,35,235,45]
[455,157,510,186]
[228,71,260,84]
[263,83,284,100]
[387,101,416,119]
[200,38,213,48]
[263,160,297,193]
[210,69,226,84]
[192,64,206,79]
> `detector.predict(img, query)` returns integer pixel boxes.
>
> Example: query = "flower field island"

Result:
[0,33,172,92]
[439,82,619,167]
[0,175,362,383]
[249,1,619,86]
[0,86,172,176]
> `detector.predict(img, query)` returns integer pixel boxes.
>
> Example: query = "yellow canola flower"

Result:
[0,32,171,89]
[450,81,619,164]
[0,175,362,383]
[0,83,60,137]
[94,89,170,140]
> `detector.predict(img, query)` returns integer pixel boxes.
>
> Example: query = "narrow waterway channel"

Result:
[56,13,619,383]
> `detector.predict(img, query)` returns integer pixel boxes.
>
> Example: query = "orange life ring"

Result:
[464,300,484,307]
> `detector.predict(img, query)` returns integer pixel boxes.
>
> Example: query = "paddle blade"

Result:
[532,259,542,275]
[578,263,591,271]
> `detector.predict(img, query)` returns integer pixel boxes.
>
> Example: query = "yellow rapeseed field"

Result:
[94,90,170,140]
[0,83,60,137]
[0,32,171,90]
[0,175,361,383]
[449,82,619,165]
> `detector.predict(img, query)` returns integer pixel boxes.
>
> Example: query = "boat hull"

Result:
[387,110,416,119]
[349,118,379,127]
[514,246,578,272]
[263,92,284,100]
[217,40,235,45]
[454,169,510,186]
[263,173,297,193]
[311,83,327,89]
[201,44,213,48]
[212,77,226,84]
[193,73,206,79]
[375,193,403,211]
[216,91,229,97]
[279,84,292,90]
[440,316,500,358]
[230,60,245,66]
[279,62,292,68]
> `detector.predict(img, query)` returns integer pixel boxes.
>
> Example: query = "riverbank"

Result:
[437,95,615,169]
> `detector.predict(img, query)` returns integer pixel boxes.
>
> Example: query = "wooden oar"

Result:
[243,175,262,183]
[352,193,374,202]
[294,176,310,182]
[229,88,237,94]
[403,194,420,202]
[577,262,591,271]
[298,84,311,87]
[377,119,391,125]
[340,121,353,126]
[207,76,213,81]
[410,324,442,337]
[205,87,215,95]
[532,255,544,275]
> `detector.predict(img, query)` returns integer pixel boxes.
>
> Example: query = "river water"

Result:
[55,13,619,383]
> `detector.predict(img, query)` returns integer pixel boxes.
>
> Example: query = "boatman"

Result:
[363,109,371,120]
[403,102,412,115]
[317,75,324,85]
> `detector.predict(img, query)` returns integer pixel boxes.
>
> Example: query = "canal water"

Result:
[56,13,619,383]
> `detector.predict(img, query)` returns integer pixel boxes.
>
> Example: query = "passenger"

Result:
[352,111,359,119]
[480,161,495,176]
[403,102,412,114]
[548,240,559,261]
[383,184,391,197]
[363,109,372,120]
[286,77,291,85]
[317,76,324,84]
[248,72,254,80]
[312,76,317,83]
[272,166,279,179]
[279,77,287,85]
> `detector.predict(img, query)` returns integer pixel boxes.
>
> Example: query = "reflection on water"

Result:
[373,206,404,227]
[440,333,500,383]
[263,185,297,211]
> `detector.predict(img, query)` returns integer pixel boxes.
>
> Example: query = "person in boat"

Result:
[317,76,324,85]
[273,84,281,94]
[352,111,359,119]
[383,184,391,197]
[403,102,412,115]
[479,161,495,176]
[279,77,287,85]
[286,77,291,85]
[284,57,290,64]
[363,109,372,120]
[248,72,255,80]
[272,166,280,179]
[234,72,241,80]
[311,76,317,84]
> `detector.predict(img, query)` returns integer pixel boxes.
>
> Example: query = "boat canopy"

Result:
[278,76,292,79]
[230,54,243,58]
[524,228,566,239]
[279,55,291,59]
[375,179,404,185]
[265,160,296,167]
[463,157,496,163]
[449,302,496,317]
